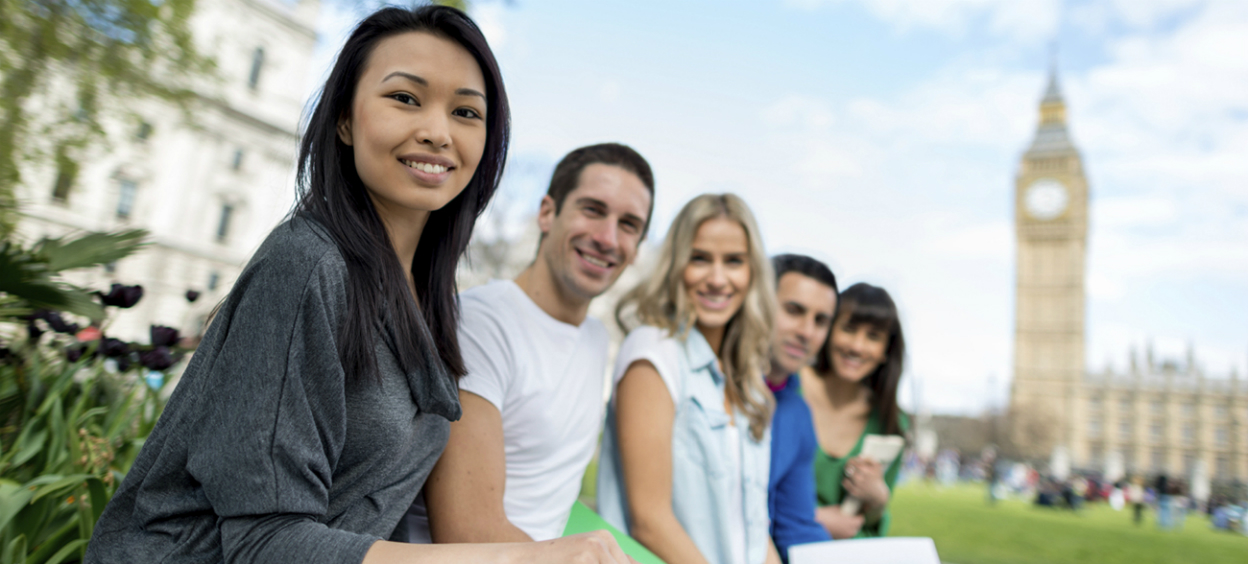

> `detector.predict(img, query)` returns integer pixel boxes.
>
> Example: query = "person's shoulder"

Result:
[234,217,347,310]
[460,279,514,303]
[774,377,807,407]
[252,216,346,280]
[623,324,675,348]
[617,325,682,377]
[457,280,525,332]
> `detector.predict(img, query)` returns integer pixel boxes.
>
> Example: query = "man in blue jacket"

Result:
[766,254,839,562]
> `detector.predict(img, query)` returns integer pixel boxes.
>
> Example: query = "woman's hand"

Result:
[814,505,864,540]
[523,531,637,564]
[843,456,890,511]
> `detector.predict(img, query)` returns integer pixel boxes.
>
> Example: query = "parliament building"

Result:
[1008,69,1248,483]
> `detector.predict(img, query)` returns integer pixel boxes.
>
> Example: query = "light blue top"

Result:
[597,325,772,564]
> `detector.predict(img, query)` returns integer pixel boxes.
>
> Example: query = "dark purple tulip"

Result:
[99,284,144,308]
[150,325,180,347]
[66,344,87,363]
[44,311,80,334]
[115,354,132,372]
[185,290,200,303]
[140,347,175,371]
[99,338,129,358]
[27,320,44,341]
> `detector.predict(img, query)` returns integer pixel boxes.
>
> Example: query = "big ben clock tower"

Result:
[1010,66,1089,459]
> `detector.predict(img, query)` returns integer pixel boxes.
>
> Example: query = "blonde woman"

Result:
[596,194,782,564]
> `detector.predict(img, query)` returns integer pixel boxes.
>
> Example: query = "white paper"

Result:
[841,434,906,515]
[860,434,905,464]
[789,537,941,564]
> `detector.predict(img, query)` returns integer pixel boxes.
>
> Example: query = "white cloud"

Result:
[923,220,1012,260]
[1093,196,1177,228]
[470,3,509,49]
[1108,0,1204,29]
[760,95,836,130]
[785,0,1061,42]
[599,80,621,104]
[1087,271,1124,301]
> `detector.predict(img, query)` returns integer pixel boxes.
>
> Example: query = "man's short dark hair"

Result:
[547,143,655,234]
[772,254,838,295]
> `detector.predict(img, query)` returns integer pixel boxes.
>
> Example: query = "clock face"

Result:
[1025,178,1069,220]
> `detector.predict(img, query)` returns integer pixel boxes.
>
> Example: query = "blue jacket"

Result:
[768,374,831,562]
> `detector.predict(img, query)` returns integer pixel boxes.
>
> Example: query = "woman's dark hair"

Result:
[814,282,906,435]
[294,5,510,383]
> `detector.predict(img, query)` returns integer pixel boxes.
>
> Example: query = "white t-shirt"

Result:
[407,280,609,542]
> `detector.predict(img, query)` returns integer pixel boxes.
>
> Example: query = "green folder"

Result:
[562,501,666,564]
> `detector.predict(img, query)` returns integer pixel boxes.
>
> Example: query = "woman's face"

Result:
[828,312,889,384]
[682,217,751,331]
[339,31,487,223]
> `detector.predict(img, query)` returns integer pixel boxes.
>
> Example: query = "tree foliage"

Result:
[0,0,213,238]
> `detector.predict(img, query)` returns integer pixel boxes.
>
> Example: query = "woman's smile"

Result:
[399,153,456,185]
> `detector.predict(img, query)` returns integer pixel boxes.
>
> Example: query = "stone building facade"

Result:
[1079,349,1247,481]
[14,0,319,341]
[1008,69,1248,482]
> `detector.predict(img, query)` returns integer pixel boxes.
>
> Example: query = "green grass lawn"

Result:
[890,481,1248,564]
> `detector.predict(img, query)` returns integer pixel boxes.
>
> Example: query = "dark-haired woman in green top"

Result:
[798,283,909,539]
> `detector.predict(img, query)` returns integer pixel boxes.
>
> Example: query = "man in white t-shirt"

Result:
[406,143,655,543]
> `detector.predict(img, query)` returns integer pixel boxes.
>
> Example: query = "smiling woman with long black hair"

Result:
[85,6,630,564]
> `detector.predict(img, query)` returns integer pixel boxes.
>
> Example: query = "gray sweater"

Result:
[86,217,461,564]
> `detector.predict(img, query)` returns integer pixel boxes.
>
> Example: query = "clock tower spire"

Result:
[1009,62,1090,460]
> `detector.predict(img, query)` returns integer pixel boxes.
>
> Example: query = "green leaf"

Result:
[85,478,106,526]
[28,475,91,504]
[34,230,147,273]
[0,244,103,320]
[74,407,109,428]
[3,535,27,564]
[0,262,67,312]
[38,539,86,564]
[7,429,46,468]
[0,480,36,533]
[21,519,79,564]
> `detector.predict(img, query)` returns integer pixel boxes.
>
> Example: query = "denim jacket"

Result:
[597,326,771,564]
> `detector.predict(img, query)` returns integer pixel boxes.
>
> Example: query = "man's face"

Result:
[537,163,652,301]
[771,271,838,375]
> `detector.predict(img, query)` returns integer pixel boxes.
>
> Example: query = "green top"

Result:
[813,410,909,538]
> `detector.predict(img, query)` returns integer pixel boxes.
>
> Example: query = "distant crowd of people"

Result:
[911,446,1248,536]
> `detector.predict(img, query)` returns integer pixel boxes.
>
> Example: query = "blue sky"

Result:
[313,0,1248,414]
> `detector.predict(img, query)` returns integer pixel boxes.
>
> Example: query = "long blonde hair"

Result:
[616,193,776,440]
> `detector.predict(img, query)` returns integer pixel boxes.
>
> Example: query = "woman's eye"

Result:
[391,93,418,106]
[453,107,483,119]
[689,255,709,263]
